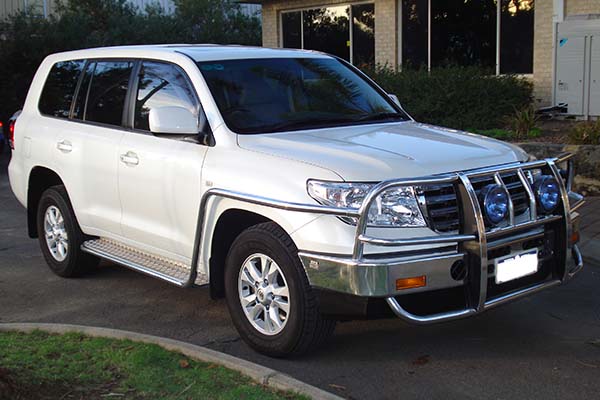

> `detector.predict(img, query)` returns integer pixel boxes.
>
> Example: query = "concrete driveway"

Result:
[1,150,599,400]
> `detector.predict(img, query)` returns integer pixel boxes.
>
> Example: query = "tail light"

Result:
[8,119,15,149]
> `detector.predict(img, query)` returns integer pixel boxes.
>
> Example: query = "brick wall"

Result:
[261,0,398,68]
[566,0,600,16]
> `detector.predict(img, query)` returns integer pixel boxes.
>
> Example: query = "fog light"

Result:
[533,175,560,213]
[396,276,426,290]
[481,184,509,225]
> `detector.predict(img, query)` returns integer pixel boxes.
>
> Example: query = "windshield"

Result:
[197,57,409,134]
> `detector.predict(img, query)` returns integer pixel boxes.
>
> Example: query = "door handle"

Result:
[56,140,72,153]
[120,151,139,166]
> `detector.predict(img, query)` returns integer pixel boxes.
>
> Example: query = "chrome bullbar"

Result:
[185,154,584,324]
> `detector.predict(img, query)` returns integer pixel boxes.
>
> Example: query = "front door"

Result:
[117,61,208,260]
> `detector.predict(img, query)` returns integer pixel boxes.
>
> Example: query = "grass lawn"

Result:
[0,330,307,400]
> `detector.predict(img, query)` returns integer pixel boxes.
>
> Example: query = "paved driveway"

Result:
[1,151,599,400]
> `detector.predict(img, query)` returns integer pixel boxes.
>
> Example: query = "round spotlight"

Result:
[481,184,509,225]
[534,175,560,213]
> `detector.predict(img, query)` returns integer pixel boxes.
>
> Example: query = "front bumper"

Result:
[298,154,585,324]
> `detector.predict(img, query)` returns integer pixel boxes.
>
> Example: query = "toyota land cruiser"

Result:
[8,45,584,357]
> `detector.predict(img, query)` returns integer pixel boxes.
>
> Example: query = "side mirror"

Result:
[388,94,401,107]
[149,106,199,135]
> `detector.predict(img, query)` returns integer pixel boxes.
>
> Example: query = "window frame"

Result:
[126,59,203,136]
[398,0,534,75]
[279,1,375,65]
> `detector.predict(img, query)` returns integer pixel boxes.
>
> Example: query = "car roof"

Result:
[48,44,332,62]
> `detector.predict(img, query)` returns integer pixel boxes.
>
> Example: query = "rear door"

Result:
[117,60,208,260]
[54,59,134,235]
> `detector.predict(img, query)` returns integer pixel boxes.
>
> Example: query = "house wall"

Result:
[0,0,58,19]
[533,0,600,107]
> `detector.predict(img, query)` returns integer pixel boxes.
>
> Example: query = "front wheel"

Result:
[224,222,335,357]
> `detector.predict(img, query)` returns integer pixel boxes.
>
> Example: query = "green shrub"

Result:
[507,105,539,140]
[568,120,600,145]
[363,65,533,131]
[0,0,261,123]
[472,129,513,141]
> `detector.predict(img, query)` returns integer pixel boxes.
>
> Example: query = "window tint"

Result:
[198,58,405,134]
[39,60,85,118]
[85,61,134,126]
[134,62,199,131]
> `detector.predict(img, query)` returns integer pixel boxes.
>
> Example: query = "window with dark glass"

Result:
[84,61,133,126]
[303,6,350,61]
[198,57,406,135]
[39,60,85,118]
[500,0,534,73]
[402,0,428,69]
[351,3,375,66]
[282,11,302,49]
[431,0,496,68]
[134,62,199,131]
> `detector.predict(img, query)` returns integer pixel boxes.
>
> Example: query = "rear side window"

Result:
[74,60,134,126]
[134,61,199,131]
[39,60,85,118]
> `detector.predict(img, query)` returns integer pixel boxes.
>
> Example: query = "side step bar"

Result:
[81,238,208,287]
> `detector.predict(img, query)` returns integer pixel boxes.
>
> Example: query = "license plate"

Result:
[495,250,539,284]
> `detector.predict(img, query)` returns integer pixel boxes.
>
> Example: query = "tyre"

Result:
[224,222,335,357]
[36,186,99,277]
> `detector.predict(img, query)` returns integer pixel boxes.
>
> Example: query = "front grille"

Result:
[423,172,530,232]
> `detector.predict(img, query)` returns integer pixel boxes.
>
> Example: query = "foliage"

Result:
[0,330,305,399]
[363,65,533,131]
[507,105,539,140]
[568,120,600,145]
[472,128,514,141]
[0,0,260,122]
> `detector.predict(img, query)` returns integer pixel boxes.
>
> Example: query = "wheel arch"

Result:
[27,166,65,238]
[208,208,285,299]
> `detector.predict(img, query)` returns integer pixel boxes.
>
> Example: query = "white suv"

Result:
[8,45,584,356]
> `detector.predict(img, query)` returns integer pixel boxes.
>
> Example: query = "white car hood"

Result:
[237,121,529,181]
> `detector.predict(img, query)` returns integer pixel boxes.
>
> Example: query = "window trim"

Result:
[126,59,203,136]
[279,1,375,65]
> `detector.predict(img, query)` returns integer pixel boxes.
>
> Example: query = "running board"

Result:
[81,238,207,287]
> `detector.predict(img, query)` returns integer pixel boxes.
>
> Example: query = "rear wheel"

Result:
[224,222,335,357]
[36,186,99,277]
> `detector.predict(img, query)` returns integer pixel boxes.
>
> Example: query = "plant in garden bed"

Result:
[568,120,600,145]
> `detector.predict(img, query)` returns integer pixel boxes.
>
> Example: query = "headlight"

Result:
[480,184,509,225]
[307,180,426,227]
[533,175,560,213]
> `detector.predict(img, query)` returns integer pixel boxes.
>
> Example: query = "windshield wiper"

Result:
[352,112,407,122]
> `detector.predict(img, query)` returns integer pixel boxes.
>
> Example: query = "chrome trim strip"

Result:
[486,215,562,239]
[466,159,548,178]
[358,233,476,247]
[494,172,514,225]
[517,168,537,220]
[569,244,583,279]
[458,173,489,311]
[386,297,477,324]
[548,159,573,282]
[487,230,545,251]
[483,280,561,310]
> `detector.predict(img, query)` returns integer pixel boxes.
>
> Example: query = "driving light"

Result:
[533,175,560,213]
[307,180,426,227]
[481,184,509,225]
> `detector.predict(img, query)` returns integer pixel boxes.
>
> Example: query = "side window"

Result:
[135,61,199,131]
[84,61,134,126]
[39,60,85,118]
